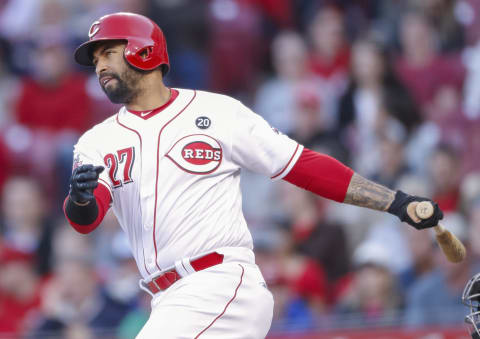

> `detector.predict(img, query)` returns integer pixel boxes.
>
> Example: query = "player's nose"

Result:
[95,59,108,77]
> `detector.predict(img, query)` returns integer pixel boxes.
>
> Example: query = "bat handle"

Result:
[415,201,466,263]
[433,224,445,235]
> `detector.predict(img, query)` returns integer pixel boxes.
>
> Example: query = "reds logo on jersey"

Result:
[166,134,222,174]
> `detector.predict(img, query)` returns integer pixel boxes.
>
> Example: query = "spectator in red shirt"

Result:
[207,0,264,97]
[11,30,96,205]
[428,144,461,213]
[394,12,465,116]
[0,246,42,336]
[15,30,93,134]
[307,5,350,97]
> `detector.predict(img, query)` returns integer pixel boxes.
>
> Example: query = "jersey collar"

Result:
[126,89,179,120]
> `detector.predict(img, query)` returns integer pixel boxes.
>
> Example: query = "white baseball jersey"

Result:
[73,88,303,280]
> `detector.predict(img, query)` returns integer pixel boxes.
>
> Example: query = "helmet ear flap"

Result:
[124,42,148,69]
[124,39,163,71]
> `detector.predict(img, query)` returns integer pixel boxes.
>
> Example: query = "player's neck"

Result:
[126,78,171,111]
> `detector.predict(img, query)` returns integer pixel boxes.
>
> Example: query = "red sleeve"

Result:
[283,148,354,202]
[63,183,112,234]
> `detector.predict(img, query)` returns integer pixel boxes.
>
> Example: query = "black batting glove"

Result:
[69,164,105,204]
[387,190,443,230]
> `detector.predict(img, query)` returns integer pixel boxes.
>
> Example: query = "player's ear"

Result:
[159,64,168,77]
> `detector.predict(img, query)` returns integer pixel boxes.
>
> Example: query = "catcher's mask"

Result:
[463,273,480,339]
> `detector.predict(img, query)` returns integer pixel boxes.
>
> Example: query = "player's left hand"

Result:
[387,190,443,229]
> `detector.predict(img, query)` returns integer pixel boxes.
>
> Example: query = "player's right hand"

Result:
[69,164,105,204]
[387,190,443,230]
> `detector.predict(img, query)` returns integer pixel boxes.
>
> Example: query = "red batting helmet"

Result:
[74,12,169,74]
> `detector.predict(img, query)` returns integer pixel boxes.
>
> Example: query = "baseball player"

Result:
[64,12,444,339]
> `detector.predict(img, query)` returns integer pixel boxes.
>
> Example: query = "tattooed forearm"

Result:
[343,173,396,211]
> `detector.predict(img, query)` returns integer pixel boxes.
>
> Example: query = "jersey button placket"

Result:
[147,257,156,269]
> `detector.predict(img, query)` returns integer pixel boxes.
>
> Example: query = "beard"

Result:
[100,65,142,104]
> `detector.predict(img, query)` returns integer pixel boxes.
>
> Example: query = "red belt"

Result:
[147,252,224,293]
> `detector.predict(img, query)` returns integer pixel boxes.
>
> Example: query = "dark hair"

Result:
[341,36,421,132]
[432,142,459,160]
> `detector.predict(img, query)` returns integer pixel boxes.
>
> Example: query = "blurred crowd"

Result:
[1,0,480,338]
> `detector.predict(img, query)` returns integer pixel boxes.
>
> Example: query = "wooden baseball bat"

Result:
[414,201,466,263]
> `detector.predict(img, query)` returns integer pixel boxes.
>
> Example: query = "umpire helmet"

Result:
[463,273,480,339]
[74,12,169,74]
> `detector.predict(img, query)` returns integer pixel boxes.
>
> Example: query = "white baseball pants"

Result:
[136,261,274,338]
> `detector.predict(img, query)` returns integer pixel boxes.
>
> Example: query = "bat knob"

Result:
[416,201,434,219]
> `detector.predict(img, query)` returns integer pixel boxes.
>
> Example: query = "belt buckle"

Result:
[156,271,178,290]
[149,270,179,292]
